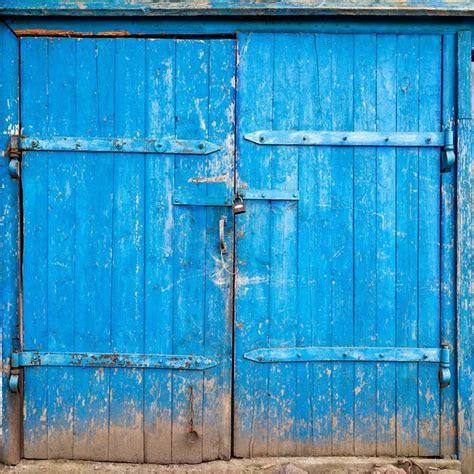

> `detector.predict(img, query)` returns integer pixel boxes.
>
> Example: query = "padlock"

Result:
[233,194,246,215]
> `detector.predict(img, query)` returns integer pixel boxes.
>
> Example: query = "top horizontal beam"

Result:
[0,1,472,17]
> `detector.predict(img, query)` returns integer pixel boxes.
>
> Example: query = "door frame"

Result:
[0,20,472,471]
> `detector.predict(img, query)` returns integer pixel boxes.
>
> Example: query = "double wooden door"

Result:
[19,34,455,462]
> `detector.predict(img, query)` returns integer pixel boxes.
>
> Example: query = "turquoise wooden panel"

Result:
[0,21,21,465]
[234,32,454,457]
[20,37,234,462]
[456,30,473,474]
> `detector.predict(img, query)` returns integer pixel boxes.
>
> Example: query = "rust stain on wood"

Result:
[16,29,136,37]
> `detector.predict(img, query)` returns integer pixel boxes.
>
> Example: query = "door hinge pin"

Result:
[6,134,21,179]
[442,128,455,173]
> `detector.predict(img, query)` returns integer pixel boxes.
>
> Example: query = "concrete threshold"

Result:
[0,457,462,473]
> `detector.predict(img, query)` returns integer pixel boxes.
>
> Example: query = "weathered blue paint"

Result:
[440,32,457,459]
[19,136,221,155]
[0,0,472,16]
[456,30,473,474]
[12,351,218,370]
[5,17,474,37]
[0,20,21,466]
[244,347,448,364]
[0,12,471,473]
[245,130,446,146]
[20,37,235,463]
[233,32,457,459]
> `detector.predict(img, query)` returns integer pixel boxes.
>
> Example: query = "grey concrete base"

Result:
[0,457,462,473]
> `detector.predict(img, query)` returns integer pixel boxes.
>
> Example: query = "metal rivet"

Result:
[343,136,348,141]
[261,193,266,198]
[296,352,302,358]
[174,199,180,203]
[114,139,123,149]
[258,356,264,361]
[293,193,297,198]
[425,137,432,144]
[302,136,306,142]
[75,141,81,149]
[31,139,39,148]
[342,353,347,358]
[385,137,389,142]
[198,142,205,150]
[259,135,265,143]
[379,354,384,359]
[423,354,428,360]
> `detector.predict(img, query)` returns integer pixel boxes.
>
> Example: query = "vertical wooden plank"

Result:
[330,33,354,455]
[418,34,442,457]
[201,39,234,462]
[0,22,21,465]
[143,38,175,464]
[73,38,114,460]
[234,32,273,457]
[266,33,299,457]
[108,38,145,463]
[396,34,420,456]
[375,33,397,456]
[353,33,377,456]
[456,30,473,474]
[21,37,49,460]
[46,37,76,459]
[171,39,208,463]
[440,33,457,459]
[296,32,332,455]
[309,33,333,455]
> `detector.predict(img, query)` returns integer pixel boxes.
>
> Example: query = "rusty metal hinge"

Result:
[5,134,21,179]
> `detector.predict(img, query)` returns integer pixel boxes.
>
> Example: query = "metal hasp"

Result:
[14,135,221,155]
[244,130,456,173]
[172,190,300,206]
[244,346,451,388]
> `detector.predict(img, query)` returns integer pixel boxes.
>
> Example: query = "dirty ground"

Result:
[0,457,462,473]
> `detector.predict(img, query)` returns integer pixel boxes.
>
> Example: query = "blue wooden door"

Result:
[20,37,235,462]
[234,33,456,457]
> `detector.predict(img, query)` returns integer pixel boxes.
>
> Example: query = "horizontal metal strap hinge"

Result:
[172,190,299,206]
[16,135,221,155]
[245,129,456,173]
[11,350,217,374]
[244,345,451,388]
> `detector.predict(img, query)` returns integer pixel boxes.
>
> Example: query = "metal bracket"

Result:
[11,351,218,372]
[11,135,221,155]
[244,346,451,388]
[441,129,456,172]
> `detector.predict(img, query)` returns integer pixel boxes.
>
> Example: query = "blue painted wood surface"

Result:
[456,30,473,474]
[6,26,468,467]
[234,32,456,458]
[0,0,472,16]
[20,37,235,462]
[0,21,21,465]
[6,17,474,38]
